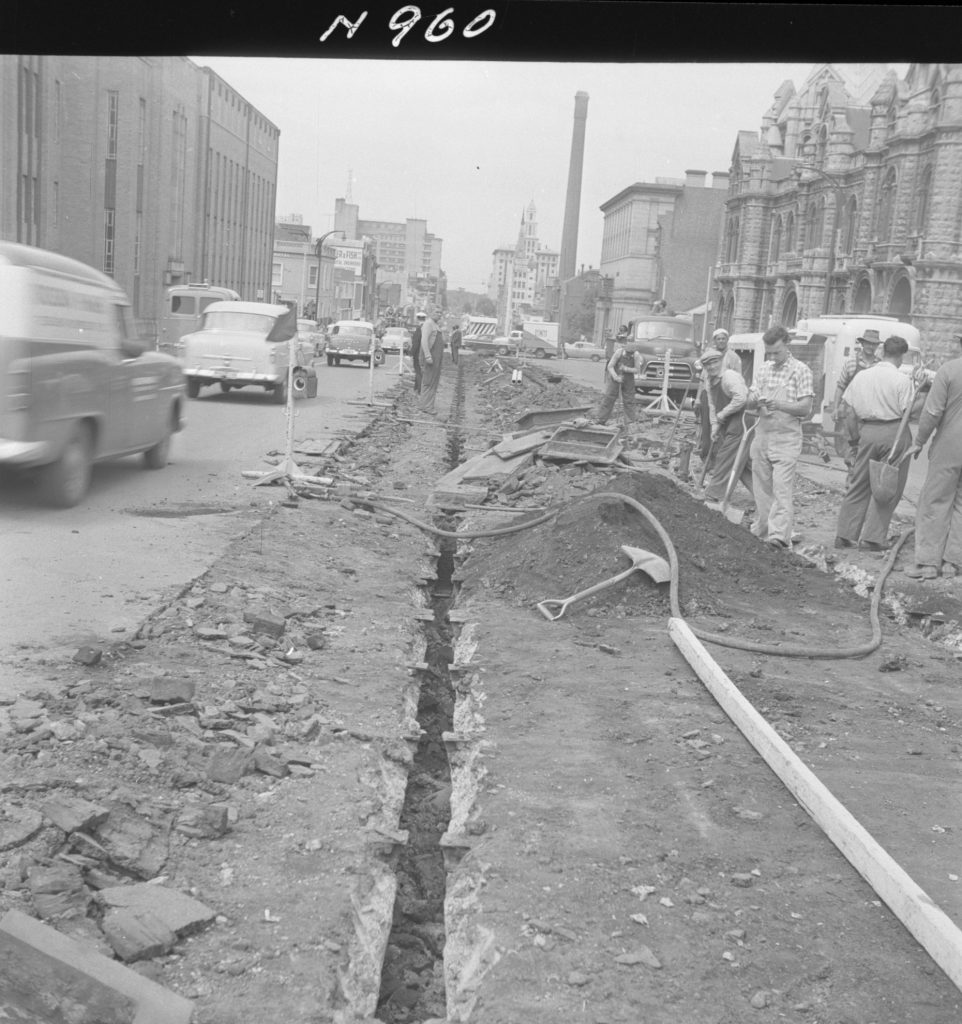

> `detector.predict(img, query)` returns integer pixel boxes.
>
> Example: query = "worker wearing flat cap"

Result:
[698,347,753,503]
[832,329,882,470]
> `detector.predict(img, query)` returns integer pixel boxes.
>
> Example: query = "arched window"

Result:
[929,82,942,128]
[815,124,828,167]
[805,199,824,250]
[769,216,782,262]
[877,168,898,242]
[784,211,796,253]
[842,196,858,254]
[853,277,872,314]
[915,165,932,237]
[782,290,798,326]
[726,215,740,263]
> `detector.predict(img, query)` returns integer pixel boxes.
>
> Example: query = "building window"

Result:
[107,91,119,160]
[272,262,282,287]
[769,216,782,262]
[877,167,897,242]
[842,196,858,254]
[309,265,318,288]
[104,209,116,275]
[784,211,795,253]
[914,165,931,237]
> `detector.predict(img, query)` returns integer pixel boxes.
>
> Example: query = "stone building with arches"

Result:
[713,63,962,362]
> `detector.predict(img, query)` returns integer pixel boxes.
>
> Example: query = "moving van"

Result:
[181,301,314,402]
[730,316,923,426]
[0,242,186,507]
[159,283,240,357]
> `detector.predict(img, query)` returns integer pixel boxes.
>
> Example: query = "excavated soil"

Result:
[2,355,962,1024]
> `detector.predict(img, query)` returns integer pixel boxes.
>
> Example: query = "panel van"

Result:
[0,242,186,507]
[158,283,240,357]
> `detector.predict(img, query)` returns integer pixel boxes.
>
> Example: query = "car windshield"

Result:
[633,321,692,343]
[333,327,372,341]
[297,320,316,331]
[202,311,278,334]
[385,329,407,337]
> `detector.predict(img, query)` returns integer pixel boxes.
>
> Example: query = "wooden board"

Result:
[668,617,962,996]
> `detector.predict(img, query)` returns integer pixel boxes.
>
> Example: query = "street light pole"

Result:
[314,229,345,321]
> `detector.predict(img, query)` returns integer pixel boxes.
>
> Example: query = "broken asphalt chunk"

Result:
[41,795,110,835]
[243,609,286,638]
[206,747,254,784]
[148,678,197,704]
[0,808,44,852]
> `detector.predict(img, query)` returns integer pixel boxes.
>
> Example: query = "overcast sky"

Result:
[191,59,897,293]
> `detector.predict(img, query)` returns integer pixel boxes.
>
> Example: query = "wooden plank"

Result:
[668,617,962,996]
[491,429,553,460]
[0,909,194,1024]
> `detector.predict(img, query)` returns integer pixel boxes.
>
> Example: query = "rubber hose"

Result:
[364,499,562,539]
[590,490,909,660]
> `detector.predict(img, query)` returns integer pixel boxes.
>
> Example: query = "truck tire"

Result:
[497,345,509,356]
[327,354,335,367]
[272,380,287,405]
[40,421,93,507]
[187,378,201,399]
[534,348,546,359]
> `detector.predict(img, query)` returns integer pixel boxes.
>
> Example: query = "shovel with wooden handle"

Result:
[868,386,917,504]
[537,545,671,621]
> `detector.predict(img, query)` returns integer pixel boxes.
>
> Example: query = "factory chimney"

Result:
[559,91,589,284]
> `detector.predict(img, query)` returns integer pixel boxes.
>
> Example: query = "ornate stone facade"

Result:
[715,63,962,362]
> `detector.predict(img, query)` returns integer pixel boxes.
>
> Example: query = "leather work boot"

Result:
[904,564,938,580]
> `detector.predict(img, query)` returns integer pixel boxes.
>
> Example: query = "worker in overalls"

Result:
[699,347,753,503]
[746,325,814,549]
[595,337,641,428]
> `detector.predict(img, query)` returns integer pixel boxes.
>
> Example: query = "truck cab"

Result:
[630,315,699,404]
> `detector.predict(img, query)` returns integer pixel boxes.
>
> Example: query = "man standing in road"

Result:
[834,336,918,552]
[417,307,445,417]
[904,333,962,580]
[831,329,882,469]
[747,324,814,548]
[410,311,425,394]
[449,321,462,365]
[595,336,641,428]
[698,347,753,503]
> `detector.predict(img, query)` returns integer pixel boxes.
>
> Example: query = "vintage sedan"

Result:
[565,340,606,361]
[380,326,412,355]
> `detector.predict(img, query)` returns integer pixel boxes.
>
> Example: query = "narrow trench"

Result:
[376,362,467,1022]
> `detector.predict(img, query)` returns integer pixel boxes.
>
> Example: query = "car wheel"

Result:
[334,356,341,367]
[591,354,601,362]
[534,348,546,359]
[187,378,201,399]
[143,411,175,470]
[219,382,233,393]
[326,354,334,367]
[272,380,287,405]
[497,346,509,356]
[292,368,309,397]
[40,421,93,507]
[373,348,384,365]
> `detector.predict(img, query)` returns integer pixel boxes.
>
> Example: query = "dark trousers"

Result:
[836,420,911,546]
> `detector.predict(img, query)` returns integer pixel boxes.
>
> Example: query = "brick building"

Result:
[0,55,278,339]
[598,172,728,337]
[715,62,962,362]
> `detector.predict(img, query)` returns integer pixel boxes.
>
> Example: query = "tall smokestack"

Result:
[559,91,589,283]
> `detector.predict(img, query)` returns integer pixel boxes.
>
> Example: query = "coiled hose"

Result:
[365,493,910,660]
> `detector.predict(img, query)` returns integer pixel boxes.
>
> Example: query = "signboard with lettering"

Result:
[333,246,363,274]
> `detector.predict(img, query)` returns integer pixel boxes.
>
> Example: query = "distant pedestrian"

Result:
[449,322,462,365]
[747,324,814,548]
[904,333,962,579]
[834,336,917,552]
[410,311,426,393]
[596,339,641,428]
[417,307,445,416]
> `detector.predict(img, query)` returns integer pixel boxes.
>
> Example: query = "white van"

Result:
[181,301,314,403]
[0,242,185,506]
[159,283,239,357]
[729,316,923,425]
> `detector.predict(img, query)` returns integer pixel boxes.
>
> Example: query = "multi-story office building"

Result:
[0,55,278,339]
[597,171,728,334]
[489,202,559,329]
[715,62,962,362]
[332,198,442,311]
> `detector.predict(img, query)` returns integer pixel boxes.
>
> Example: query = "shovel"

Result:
[868,391,916,504]
[537,545,671,621]
[705,414,756,524]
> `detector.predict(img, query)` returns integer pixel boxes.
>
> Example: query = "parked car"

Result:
[297,318,325,357]
[0,242,185,506]
[380,325,412,355]
[181,301,314,403]
[463,335,514,356]
[565,340,606,361]
[326,320,383,367]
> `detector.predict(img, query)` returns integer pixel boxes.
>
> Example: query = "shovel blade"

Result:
[620,545,671,584]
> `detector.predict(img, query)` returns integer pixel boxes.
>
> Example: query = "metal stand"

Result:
[644,346,679,413]
[243,335,315,495]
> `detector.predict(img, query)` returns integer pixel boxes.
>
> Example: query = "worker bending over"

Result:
[698,347,753,503]
[746,325,814,549]
[596,339,641,428]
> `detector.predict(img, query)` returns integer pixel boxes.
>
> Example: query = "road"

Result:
[0,360,399,697]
